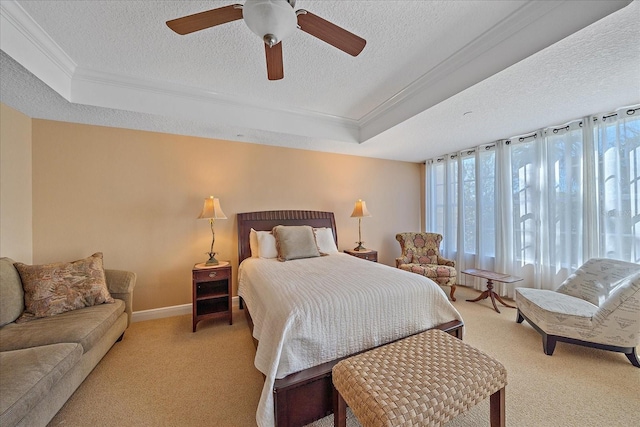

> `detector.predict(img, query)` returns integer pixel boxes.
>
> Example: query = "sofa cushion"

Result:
[0,258,24,327]
[0,343,83,427]
[14,252,114,322]
[0,299,125,353]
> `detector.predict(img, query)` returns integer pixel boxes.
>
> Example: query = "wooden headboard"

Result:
[237,210,338,263]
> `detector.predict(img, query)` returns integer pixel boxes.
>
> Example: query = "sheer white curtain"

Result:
[593,107,640,262]
[506,120,586,290]
[426,146,499,293]
[425,105,640,295]
[426,154,459,260]
[456,149,476,283]
[494,140,515,296]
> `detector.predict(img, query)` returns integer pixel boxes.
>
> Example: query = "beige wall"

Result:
[30,119,423,311]
[0,104,33,263]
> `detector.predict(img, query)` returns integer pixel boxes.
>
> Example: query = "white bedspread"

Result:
[238,253,463,427]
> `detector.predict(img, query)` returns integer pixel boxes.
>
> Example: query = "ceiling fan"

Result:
[166,0,366,80]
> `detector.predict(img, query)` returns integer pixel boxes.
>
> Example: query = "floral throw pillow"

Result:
[14,252,114,322]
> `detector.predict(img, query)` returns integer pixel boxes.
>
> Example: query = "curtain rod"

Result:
[519,132,537,142]
[429,105,639,162]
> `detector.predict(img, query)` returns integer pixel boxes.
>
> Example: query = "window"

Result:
[595,112,640,262]
[461,153,476,254]
[511,141,537,265]
[425,106,640,291]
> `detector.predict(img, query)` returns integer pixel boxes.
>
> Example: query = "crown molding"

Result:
[71,67,361,143]
[0,0,76,99]
[357,0,632,142]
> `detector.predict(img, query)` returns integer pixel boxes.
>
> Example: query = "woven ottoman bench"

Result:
[332,329,507,427]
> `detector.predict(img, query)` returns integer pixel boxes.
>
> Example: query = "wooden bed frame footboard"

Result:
[236,210,464,427]
[242,298,463,427]
[272,319,464,427]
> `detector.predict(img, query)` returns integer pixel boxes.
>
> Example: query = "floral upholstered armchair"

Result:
[395,232,457,301]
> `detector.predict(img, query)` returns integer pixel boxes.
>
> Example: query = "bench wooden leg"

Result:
[489,387,505,427]
[334,390,347,427]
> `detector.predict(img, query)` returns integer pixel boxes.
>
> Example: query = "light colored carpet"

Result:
[49,286,640,427]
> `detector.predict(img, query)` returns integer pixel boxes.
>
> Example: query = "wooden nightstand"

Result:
[344,249,378,262]
[192,262,232,332]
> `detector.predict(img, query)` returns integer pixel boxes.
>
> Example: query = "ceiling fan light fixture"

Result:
[243,0,297,46]
[263,34,278,47]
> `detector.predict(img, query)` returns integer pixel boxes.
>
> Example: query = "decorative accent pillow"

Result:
[593,271,640,326]
[249,228,259,257]
[272,225,321,261]
[0,257,24,326]
[14,252,114,322]
[256,230,278,259]
[557,258,640,306]
[314,227,338,254]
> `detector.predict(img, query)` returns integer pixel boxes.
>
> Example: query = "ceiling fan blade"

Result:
[166,4,243,35]
[297,10,366,57]
[265,42,284,80]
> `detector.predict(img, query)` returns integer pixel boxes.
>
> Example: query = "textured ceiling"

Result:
[1,0,639,162]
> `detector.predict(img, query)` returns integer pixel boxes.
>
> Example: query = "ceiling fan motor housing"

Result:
[243,0,297,46]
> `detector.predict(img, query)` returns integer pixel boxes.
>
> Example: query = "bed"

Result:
[236,210,464,427]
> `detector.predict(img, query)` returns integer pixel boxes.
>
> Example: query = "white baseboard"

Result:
[132,296,240,323]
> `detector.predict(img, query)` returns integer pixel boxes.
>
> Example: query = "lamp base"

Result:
[205,252,219,266]
[353,242,367,251]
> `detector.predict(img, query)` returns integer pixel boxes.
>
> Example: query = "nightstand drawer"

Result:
[344,249,378,262]
[193,267,230,282]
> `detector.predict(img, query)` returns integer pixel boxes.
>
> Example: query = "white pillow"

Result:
[314,227,338,254]
[249,228,259,258]
[256,230,278,259]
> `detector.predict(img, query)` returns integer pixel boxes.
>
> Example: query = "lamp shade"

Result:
[197,196,227,220]
[350,199,371,218]
[243,0,297,46]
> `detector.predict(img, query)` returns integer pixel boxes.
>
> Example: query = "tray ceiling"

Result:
[1,0,638,162]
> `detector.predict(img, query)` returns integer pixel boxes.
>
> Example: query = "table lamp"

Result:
[197,196,227,265]
[350,199,371,251]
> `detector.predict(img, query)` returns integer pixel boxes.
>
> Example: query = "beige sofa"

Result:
[0,257,136,427]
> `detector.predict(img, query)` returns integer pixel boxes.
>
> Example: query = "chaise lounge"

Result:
[515,258,640,367]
